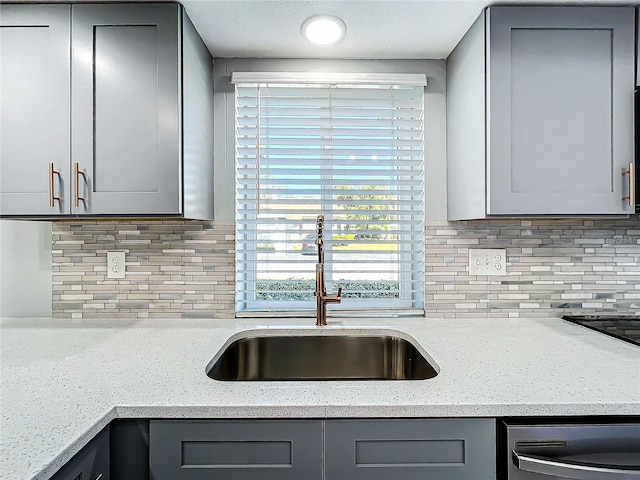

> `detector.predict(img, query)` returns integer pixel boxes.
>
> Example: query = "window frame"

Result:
[234,73,426,316]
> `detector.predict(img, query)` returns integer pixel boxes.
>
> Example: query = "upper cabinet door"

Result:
[0,5,70,216]
[487,7,635,215]
[71,4,181,215]
[637,9,640,86]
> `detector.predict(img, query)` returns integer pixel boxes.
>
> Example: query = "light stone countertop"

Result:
[1,316,639,480]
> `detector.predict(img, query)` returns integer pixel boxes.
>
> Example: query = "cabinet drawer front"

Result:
[325,418,495,480]
[149,420,323,480]
[51,427,109,480]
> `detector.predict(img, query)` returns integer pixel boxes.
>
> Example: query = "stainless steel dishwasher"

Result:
[503,421,640,479]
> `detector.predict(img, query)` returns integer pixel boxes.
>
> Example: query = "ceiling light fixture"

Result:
[301,15,346,46]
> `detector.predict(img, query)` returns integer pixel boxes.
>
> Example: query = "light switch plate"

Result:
[107,251,125,279]
[468,248,507,276]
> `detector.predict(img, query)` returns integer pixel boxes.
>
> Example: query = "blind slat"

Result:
[236,117,424,128]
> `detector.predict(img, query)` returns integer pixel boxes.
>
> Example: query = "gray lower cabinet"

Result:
[447,6,635,219]
[149,420,323,480]
[149,418,495,480]
[325,419,495,480]
[51,427,109,480]
[0,3,214,219]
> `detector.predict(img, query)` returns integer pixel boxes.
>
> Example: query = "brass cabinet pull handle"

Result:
[74,162,86,208]
[622,162,635,207]
[49,163,61,207]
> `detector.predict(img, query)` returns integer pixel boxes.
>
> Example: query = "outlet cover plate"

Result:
[468,248,507,276]
[107,251,125,279]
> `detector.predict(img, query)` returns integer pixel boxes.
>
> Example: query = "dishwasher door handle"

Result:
[513,451,640,479]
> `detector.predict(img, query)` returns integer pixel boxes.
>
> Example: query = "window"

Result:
[234,73,425,315]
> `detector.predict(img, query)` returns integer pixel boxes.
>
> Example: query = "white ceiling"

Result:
[14,0,638,59]
[181,0,637,59]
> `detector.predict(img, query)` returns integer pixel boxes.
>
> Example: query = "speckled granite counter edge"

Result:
[36,401,640,480]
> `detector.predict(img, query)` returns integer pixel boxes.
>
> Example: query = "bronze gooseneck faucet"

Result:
[314,215,341,326]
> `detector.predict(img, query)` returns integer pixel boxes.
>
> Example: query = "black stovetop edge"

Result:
[562,315,640,321]
[562,316,640,347]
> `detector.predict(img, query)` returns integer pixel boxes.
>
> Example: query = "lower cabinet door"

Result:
[324,418,495,480]
[149,419,323,480]
[51,427,109,480]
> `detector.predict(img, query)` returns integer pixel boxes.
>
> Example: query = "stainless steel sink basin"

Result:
[206,334,438,381]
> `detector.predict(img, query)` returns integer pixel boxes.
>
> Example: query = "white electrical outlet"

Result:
[468,248,507,276]
[107,251,125,279]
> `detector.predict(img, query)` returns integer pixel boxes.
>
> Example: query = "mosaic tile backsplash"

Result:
[52,219,640,319]
[52,220,235,319]
[424,219,640,318]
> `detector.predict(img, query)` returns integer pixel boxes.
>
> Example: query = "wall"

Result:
[0,220,52,317]
[44,57,640,319]
[52,220,234,319]
[51,217,640,319]
[425,219,640,318]
[212,58,448,221]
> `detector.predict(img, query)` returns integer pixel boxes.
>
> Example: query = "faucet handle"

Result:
[325,287,342,304]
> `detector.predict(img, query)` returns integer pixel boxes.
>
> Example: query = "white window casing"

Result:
[235,73,425,316]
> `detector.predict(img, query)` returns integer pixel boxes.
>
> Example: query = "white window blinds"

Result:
[235,77,425,315]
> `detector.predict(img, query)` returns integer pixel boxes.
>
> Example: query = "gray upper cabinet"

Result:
[72,4,181,216]
[447,7,635,219]
[637,8,640,86]
[0,3,214,219]
[0,5,71,216]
